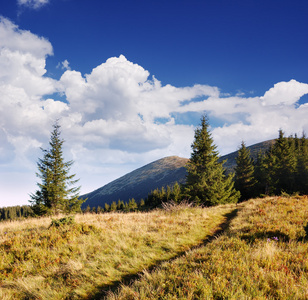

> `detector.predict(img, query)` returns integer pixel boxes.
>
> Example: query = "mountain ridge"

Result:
[81,140,274,208]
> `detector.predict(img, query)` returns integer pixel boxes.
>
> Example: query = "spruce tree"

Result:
[296,133,308,194]
[104,203,110,212]
[234,141,256,201]
[171,182,182,203]
[128,198,138,211]
[30,122,84,215]
[110,201,117,211]
[271,130,297,194]
[184,115,240,205]
[254,150,267,195]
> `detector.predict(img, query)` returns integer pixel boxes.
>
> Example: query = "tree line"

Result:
[0,199,143,221]
[235,130,308,201]
[142,118,308,209]
[83,198,144,213]
[0,205,33,221]
[9,115,305,220]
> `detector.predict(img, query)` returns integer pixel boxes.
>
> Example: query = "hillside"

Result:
[0,202,231,299]
[81,156,189,208]
[81,140,274,208]
[221,139,275,171]
[107,196,308,299]
[1,196,308,299]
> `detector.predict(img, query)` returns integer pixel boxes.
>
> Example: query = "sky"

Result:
[0,0,308,207]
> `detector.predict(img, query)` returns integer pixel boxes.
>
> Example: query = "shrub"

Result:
[49,216,75,228]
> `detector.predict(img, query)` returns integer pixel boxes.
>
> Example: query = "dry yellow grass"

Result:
[107,196,308,300]
[0,204,233,299]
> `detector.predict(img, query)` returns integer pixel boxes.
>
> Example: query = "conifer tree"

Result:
[258,146,278,195]
[166,185,172,201]
[30,122,85,215]
[270,130,297,194]
[110,201,117,211]
[117,199,125,211]
[104,203,110,212]
[128,198,138,211]
[253,150,267,195]
[171,182,182,203]
[254,130,305,196]
[139,199,145,209]
[84,205,91,213]
[184,115,240,205]
[296,133,308,194]
[234,141,256,201]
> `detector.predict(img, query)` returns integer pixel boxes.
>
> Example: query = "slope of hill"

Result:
[1,196,308,299]
[0,203,231,299]
[221,139,275,171]
[81,140,274,208]
[106,196,308,299]
[81,156,189,208]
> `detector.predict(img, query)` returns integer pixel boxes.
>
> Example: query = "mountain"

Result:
[81,156,189,208]
[81,140,274,208]
[220,139,275,172]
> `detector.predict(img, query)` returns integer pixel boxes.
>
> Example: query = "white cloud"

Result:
[0,18,62,169]
[1,17,308,207]
[0,17,56,100]
[17,0,49,9]
[0,17,52,57]
[57,59,71,71]
[57,55,218,160]
[261,80,308,106]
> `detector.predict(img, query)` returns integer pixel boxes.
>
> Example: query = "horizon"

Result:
[0,0,308,207]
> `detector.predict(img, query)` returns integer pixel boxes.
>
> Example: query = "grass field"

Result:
[1,196,308,299]
[0,202,232,299]
[107,196,308,299]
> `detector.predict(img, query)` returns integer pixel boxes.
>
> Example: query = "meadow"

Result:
[0,202,231,299]
[1,196,308,299]
[107,196,308,299]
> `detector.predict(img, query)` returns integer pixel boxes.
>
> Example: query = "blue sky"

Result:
[0,0,308,207]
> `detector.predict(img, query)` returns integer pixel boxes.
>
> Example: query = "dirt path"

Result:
[89,208,239,300]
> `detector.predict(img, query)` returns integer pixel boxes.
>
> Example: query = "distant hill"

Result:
[81,156,189,208]
[221,139,275,172]
[81,140,274,208]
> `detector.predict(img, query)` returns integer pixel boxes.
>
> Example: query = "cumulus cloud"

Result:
[0,17,52,57]
[56,55,221,159]
[261,80,308,106]
[0,18,62,163]
[17,0,49,9]
[1,17,308,206]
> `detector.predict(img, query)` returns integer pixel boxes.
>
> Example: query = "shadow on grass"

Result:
[240,230,291,243]
[87,208,239,300]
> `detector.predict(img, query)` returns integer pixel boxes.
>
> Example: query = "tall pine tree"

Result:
[234,141,256,201]
[184,115,239,205]
[295,133,308,194]
[30,122,85,215]
[274,130,296,194]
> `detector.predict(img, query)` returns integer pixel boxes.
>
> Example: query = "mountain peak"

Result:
[81,156,189,208]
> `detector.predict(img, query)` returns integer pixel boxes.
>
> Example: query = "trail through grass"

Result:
[2,196,308,299]
[0,204,233,299]
[107,196,308,300]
